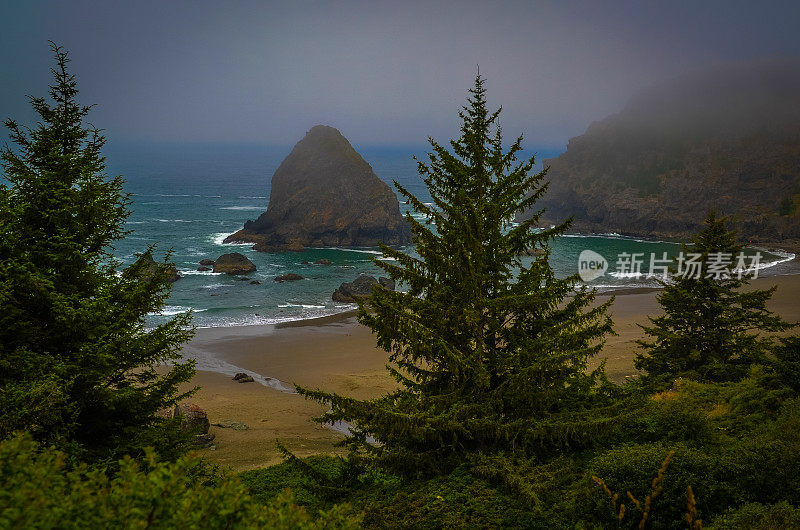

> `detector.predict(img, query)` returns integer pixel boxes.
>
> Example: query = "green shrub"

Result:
[585,433,800,530]
[604,394,714,446]
[0,434,360,529]
[356,465,544,529]
[242,456,573,529]
[709,502,800,529]
[238,374,800,528]
[240,455,361,514]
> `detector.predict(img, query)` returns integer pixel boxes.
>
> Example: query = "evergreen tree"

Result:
[773,336,800,392]
[635,211,794,386]
[0,43,195,461]
[299,75,615,471]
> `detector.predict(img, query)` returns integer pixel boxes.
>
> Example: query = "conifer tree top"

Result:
[0,43,196,461]
[297,74,614,470]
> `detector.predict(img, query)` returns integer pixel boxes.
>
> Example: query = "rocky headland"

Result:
[518,59,800,250]
[225,125,411,252]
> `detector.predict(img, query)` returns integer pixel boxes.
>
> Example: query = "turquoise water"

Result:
[105,142,797,328]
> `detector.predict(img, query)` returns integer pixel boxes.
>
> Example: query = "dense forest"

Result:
[1,46,799,529]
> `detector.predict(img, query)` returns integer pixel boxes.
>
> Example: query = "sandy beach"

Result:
[179,274,800,471]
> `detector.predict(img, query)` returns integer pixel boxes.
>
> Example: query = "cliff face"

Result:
[520,59,800,248]
[225,125,410,252]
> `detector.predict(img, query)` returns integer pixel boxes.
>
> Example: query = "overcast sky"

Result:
[2,1,799,149]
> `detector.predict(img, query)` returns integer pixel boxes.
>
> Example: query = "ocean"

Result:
[103,141,798,329]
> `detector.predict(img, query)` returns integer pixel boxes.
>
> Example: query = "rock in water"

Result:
[212,253,256,275]
[127,251,180,283]
[332,274,395,303]
[224,125,411,252]
[274,273,304,283]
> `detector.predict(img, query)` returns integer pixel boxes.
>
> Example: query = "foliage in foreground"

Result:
[0,43,195,462]
[299,75,616,472]
[0,434,360,529]
[3,49,799,529]
[243,369,800,529]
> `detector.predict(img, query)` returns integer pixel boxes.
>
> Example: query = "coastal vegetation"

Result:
[296,75,618,472]
[635,211,794,386]
[0,44,195,463]
[2,47,799,529]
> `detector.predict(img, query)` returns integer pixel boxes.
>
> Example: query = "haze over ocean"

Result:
[106,141,796,328]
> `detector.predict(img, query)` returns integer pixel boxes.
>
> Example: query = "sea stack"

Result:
[224,125,411,252]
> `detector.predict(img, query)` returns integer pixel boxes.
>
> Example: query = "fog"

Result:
[606,58,800,141]
[2,1,800,148]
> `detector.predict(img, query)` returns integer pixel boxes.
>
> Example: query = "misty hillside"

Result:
[521,58,800,248]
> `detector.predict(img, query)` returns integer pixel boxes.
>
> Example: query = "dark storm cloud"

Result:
[2,0,799,148]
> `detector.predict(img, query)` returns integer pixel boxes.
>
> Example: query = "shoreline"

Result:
[182,270,800,380]
[190,255,798,332]
[177,273,800,471]
[557,228,800,255]
[177,234,797,333]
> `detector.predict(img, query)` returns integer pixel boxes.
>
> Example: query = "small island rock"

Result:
[128,251,180,283]
[212,252,256,275]
[332,274,394,303]
[274,273,304,283]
